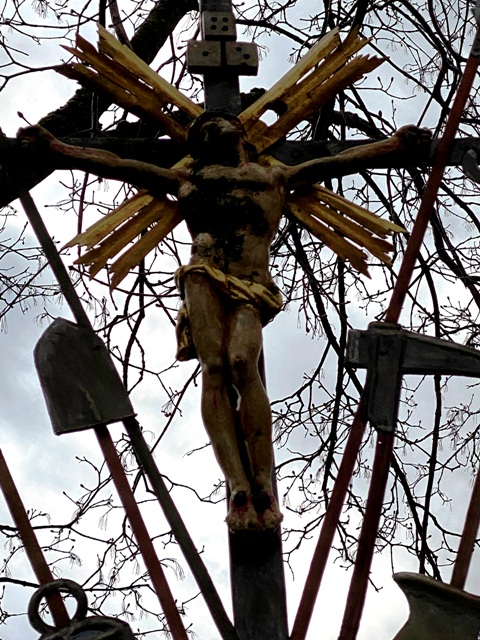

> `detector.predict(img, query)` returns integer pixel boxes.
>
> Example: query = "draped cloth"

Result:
[174,263,283,361]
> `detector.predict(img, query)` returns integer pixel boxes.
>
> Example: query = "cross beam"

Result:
[2,135,480,209]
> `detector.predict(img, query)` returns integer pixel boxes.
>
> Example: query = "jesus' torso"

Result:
[177,162,286,287]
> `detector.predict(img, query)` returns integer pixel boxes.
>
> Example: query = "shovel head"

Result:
[34,317,135,435]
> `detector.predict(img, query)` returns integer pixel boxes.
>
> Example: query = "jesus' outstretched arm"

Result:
[17,125,186,198]
[283,125,432,190]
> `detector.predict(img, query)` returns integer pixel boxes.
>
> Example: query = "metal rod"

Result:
[290,401,367,640]
[0,449,70,628]
[124,417,240,640]
[95,425,189,640]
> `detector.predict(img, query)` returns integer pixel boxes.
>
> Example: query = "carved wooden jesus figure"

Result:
[17,113,430,534]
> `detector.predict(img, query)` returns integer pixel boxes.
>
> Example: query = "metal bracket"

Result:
[187,39,258,75]
[225,42,258,75]
[346,322,480,432]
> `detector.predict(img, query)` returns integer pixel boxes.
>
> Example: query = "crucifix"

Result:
[15,16,432,531]
[4,2,480,639]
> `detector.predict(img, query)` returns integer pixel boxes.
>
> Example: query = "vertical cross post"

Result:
[187,10,289,640]
[187,0,258,113]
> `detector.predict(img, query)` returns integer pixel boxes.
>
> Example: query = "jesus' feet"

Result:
[226,490,259,534]
[253,490,283,532]
[226,489,283,534]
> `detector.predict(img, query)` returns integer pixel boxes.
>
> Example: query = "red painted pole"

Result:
[337,432,395,639]
[96,426,189,640]
[0,449,70,629]
[451,460,480,589]
[290,402,367,640]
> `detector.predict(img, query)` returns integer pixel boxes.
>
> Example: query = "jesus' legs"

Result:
[182,274,258,532]
[228,303,283,531]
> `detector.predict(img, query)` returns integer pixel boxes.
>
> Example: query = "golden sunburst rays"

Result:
[64,192,182,288]
[239,28,384,151]
[285,186,404,277]
[59,25,398,287]
[57,24,202,141]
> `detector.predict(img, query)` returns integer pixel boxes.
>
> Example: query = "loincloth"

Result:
[174,263,283,361]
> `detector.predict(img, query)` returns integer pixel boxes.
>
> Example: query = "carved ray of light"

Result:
[58,25,404,287]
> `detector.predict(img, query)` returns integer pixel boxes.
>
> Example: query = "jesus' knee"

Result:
[200,353,226,379]
[229,350,258,389]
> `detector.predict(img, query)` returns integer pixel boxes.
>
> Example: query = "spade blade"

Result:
[34,317,135,435]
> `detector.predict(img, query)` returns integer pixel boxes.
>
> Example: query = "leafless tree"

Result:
[1,0,480,636]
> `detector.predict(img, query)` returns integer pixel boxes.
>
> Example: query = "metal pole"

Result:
[20,192,90,329]
[336,431,395,639]
[290,401,367,640]
[96,426,189,640]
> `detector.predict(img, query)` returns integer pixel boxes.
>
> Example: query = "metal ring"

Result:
[28,579,88,634]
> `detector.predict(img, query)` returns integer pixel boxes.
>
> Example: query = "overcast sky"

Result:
[2,4,480,640]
